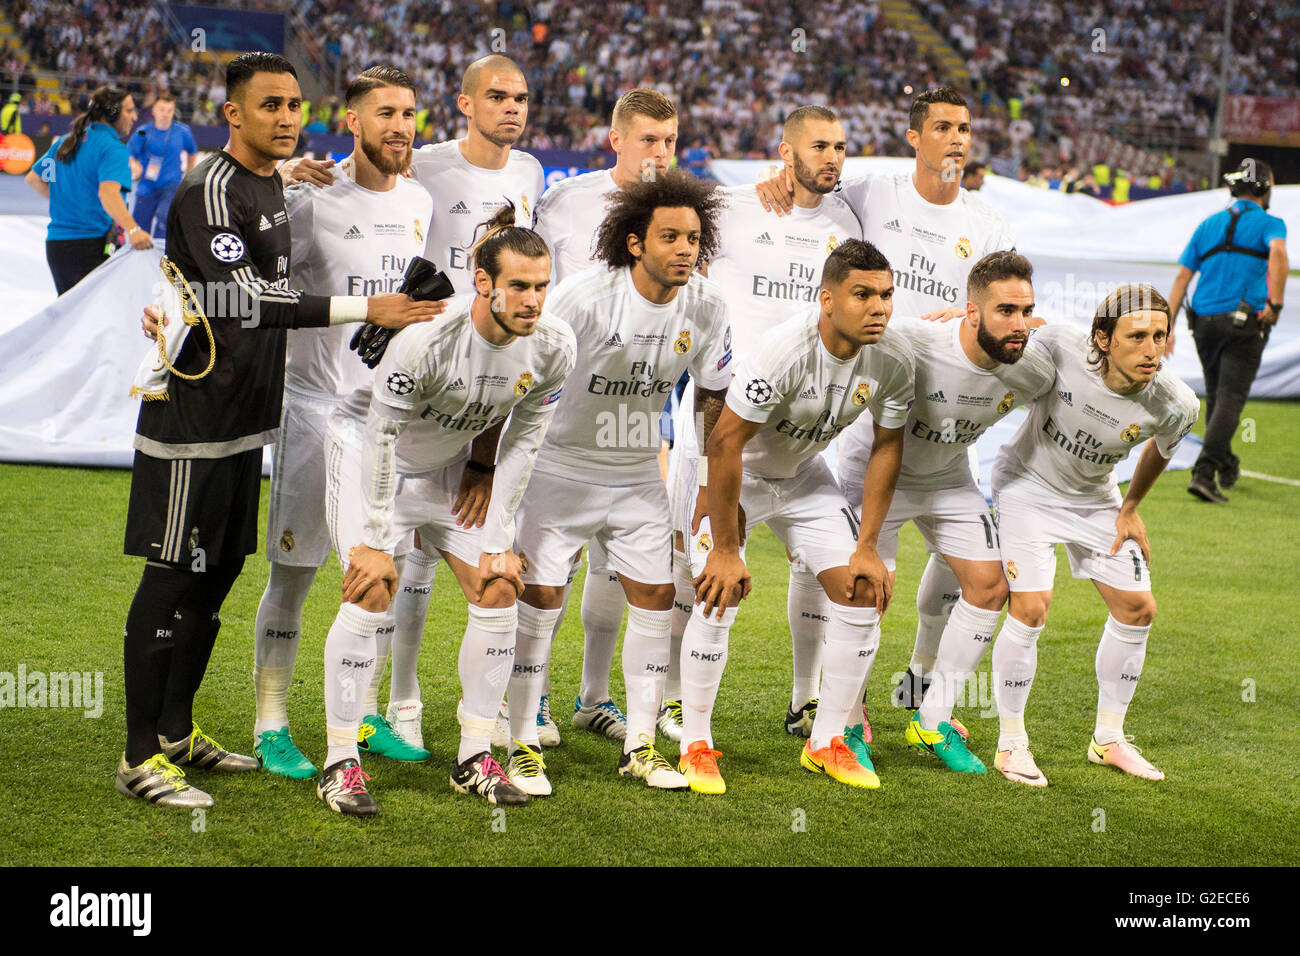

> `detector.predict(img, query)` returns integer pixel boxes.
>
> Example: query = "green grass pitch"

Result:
[1,399,1297,866]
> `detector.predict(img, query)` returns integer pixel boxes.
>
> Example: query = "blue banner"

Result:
[170,4,285,53]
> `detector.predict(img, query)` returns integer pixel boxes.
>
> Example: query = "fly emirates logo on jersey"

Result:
[748,232,840,304]
[893,250,962,305]
[345,253,415,296]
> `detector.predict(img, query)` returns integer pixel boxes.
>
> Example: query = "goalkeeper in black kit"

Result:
[117,52,442,809]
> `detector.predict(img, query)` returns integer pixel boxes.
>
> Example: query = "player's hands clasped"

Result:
[343,543,399,608]
[454,465,493,528]
[693,550,751,620]
[848,545,892,613]
[1111,507,1151,564]
[366,293,446,329]
[477,551,525,600]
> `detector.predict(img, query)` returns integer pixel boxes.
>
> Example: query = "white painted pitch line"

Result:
[1240,470,1300,487]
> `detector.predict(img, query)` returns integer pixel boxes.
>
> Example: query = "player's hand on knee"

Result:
[454,465,493,528]
[478,551,524,601]
[343,544,397,606]
[693,551,749,620]
[365,293,447,329]
[141,305,167,340]
[1111,508,1151,564]
[280,156,336,188]
[754,164,795,215]
[848,546,891,614]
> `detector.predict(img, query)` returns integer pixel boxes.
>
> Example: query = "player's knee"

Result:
[356,584,391,614]
[1117,593,1156,627]
[1008,591,1050,627]
[522,583,564,610]
[641,582,675,610]
[479,579,518,610]
[966,574,1009,610]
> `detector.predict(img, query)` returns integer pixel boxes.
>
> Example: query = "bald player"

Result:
[283,56,545,751]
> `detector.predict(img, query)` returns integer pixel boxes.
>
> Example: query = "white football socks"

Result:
[1094,614,1150,744]
[680,603,736,749]
[665,549,693,702]
[458,603,518,763]
[323,602,390,769]
[508,602,562,748]
[388,548,438,707]
[992,614,1044,751]
[910,553,961,677]
[579,563,626,705]
[253,562,317,738]
[918,598,1003,730]
[787,562,827,711]
[810,603,880,750]
[622,606,672,753]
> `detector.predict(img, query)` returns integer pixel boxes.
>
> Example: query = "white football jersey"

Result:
[532,168,620,282]
[838,317,1057,492]
[708,186,862,361]
[727,309,915,480]
[536,265,733,484]
[836,173,1015,316]
[340,297,576,476]
[409,139,546,294]
[284,171,433,399]
[993,324,1198,507]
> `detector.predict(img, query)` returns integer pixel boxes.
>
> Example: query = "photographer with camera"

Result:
[1166,158,1288,503]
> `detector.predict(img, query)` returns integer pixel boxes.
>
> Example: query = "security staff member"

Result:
[24,86,153,294]
[1167,158,1287,503]
[128,92,199,239]
[116,52,443,809]
[1,92,21,133]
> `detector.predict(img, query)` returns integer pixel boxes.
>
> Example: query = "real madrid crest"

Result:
[521,194,531,219]
[279,530,295,553]
[997,392,1015,414]
[826,234,839,254]
[515,371,534,396]
[697,533,712,552]
[519,551,530,573]
[955,237,972,260]
[674,329,692,354]
[413,219,425,244]
[1005,561,1018,581]
[851,382,871,406]
[1121,423,1141,443]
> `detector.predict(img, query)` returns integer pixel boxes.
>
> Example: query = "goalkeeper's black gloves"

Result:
[350,256,456,368]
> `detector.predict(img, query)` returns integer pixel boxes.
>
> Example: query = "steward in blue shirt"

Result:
[129,93,199,239]
[1168,158,1288,503]
[24,86,154,294]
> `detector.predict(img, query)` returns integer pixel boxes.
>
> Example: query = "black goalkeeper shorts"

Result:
[124,448,263,565]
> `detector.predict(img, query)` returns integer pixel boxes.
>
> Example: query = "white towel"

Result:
[128,258,207,401]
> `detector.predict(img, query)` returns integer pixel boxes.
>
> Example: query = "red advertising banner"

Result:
[1223,95,1300,139]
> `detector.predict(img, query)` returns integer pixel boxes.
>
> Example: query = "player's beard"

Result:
[977,317,1028,365]
[477,117,522,148]
[792,153,838,195]
[361,134,412,176]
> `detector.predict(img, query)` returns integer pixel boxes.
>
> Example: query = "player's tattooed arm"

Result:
[1111,440,1171,563]
[852,423,905,613]
[455,422,503,528]
[693,385,728,450]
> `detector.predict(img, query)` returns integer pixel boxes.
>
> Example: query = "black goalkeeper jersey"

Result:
[135,150,332,459]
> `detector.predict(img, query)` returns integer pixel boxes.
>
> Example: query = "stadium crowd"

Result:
[2,0,1295,191]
